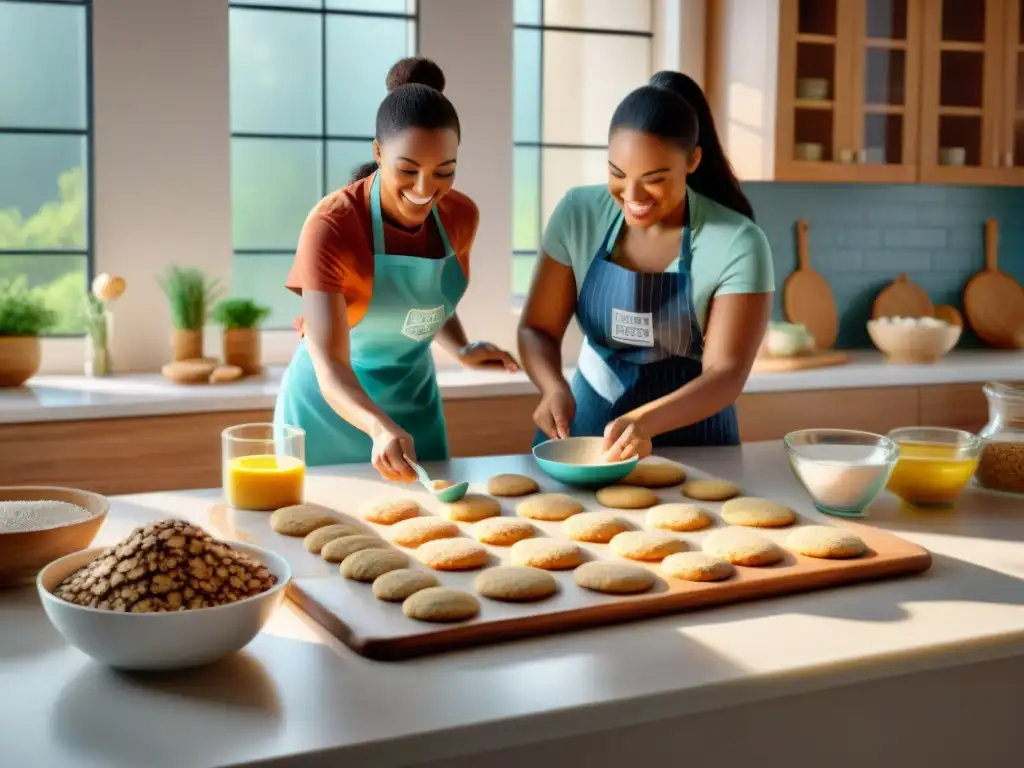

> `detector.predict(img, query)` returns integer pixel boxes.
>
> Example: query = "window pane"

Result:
[326,0,415,12]
[544,0,652,32]
[232,138,322,250]
[514,0,542,25]
[0,135,87,250]
[229,9,323,134]
[541,148,606,226]
[543,32,650,145]
[514,28,541,143]
[232,254,300,330]
[326,16,414,136]
[0,2,86,130]
[512,254,536,296]
[513,147,540,252]
[237,1,322,7]
[327,138,375,191]
[0,254,88,335]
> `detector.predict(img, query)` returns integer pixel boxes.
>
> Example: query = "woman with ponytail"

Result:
[518,71,773,459]
[275,56,517,480]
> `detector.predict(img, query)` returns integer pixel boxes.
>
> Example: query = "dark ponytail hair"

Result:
[609,71,754,222]
[349,56,461,184]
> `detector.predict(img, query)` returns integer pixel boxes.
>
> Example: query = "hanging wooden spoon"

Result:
[963,218,1024,348]
[783,219,838,349]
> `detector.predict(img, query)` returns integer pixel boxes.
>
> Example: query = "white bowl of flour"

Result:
[0,486,108,587]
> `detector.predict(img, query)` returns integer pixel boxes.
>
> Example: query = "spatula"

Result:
[404,456,469,503]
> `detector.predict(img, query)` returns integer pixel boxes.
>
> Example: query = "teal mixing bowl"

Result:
[532,437,639,487]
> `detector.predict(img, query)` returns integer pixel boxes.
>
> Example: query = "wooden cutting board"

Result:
[872,273,934,319]
[207,460,931,661]
[751,350,849,373]
[783,219,838,349]
[964,218,1024,349]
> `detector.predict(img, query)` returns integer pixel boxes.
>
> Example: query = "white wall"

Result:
[38,0,697,374]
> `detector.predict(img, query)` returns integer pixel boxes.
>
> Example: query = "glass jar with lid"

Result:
[976,382,1024,494]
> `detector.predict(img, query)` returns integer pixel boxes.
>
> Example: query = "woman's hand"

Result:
[370,420,417,482]
[602,415,654,462]
[534,387,576,440]
[458,341,520,372]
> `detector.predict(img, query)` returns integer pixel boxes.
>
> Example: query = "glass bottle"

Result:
[85,309,113,377]
[976,382,1024,494]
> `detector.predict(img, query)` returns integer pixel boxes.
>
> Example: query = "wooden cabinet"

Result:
[707,0,1021,184]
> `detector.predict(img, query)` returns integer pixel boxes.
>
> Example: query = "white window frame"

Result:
[37,0,702,376]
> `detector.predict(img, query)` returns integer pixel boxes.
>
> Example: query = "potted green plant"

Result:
[157,266,223,362]
[0,277,57,387]
[211,298,271,375]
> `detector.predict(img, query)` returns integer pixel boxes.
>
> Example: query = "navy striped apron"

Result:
[537,204,739,448]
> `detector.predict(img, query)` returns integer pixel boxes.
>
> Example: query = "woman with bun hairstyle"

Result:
[517,71,773,460]
[275,57,518,480]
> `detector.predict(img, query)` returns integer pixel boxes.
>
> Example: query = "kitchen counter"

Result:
[1,349,1020,424]
[3,442,1024,768]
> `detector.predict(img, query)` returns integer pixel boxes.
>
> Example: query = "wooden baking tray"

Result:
[207,463,931,661]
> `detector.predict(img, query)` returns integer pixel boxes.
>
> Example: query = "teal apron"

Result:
[273,172,468,467]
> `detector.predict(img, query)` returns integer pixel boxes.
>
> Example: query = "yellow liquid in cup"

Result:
[887,440,979,506]
[225,455,305,511]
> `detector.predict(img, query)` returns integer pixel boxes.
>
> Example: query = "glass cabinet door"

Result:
[921,0,1000,174]
[852,0,921,173]
[786,0,845,166]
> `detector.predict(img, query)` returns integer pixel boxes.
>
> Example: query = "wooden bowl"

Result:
[0,487,109,587]
[867,319,961,364]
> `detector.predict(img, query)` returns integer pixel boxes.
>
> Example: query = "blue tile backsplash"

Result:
[743,183,1024,348]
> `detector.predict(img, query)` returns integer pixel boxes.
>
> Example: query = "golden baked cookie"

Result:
[402,587,480,622]
[574,561,656,594]
[721,497,796,528]
[621,460,687,488]
[786,525,867,559]
[702,528,784,567]
[270,504,338,537]
[509,538,582,570]
[445,494,501,523]
[473,517,536,546]
[661,551,734,581]
[320,534,387,563]
[561,512,628,543]
[609,530,686,562]
[303,523,365,554]
[646,503,712,532]
[371,569,439,602]
[681,479,740,502]
[340,548,408,582]
[487,473,540,497]
[364,499,420,525]
[416,538,489,571]
[516,493,584,521]
[389,516,460,548]
[474,566,558,602]
[595,485,659,510]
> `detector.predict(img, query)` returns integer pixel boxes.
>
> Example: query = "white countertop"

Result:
[3,442,1024,768]
[1,349,1021,424]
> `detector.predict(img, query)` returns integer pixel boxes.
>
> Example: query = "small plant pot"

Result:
[171,329,203,362]
[0,336,42,387]
[223,328,261,375]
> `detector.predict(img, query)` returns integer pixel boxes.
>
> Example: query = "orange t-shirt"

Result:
[285,174,479,331]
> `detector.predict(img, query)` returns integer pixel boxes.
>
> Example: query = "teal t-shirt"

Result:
[540,184,774,331]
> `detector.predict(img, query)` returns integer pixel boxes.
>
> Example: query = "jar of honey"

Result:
[977,382,1024,495]
[222,423,305,510]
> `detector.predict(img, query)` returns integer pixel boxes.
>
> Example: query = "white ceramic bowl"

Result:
[867,318,961,364]
[37,541,290,671]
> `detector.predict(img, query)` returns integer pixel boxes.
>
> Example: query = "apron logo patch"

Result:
[401,306,446,341]
[610,308,654,347]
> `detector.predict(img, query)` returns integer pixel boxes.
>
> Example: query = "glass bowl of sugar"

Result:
[784,429,901,517]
